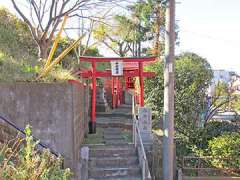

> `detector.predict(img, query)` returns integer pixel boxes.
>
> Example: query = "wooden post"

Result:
[89,61,96,134]
[139,62,144,107]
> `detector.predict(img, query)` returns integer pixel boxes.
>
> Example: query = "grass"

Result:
[121,129,133,143]
[0,51,39,82]
[83,128,105,144]
[83,128,133,144]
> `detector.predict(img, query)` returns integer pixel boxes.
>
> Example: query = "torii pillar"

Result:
[89,61,97,133]
[139,62,144,106]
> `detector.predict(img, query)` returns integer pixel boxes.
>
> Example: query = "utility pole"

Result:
[163,0,175,179]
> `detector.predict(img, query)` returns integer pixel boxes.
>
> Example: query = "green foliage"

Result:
[208,131,240,169]
[175,120,240,168]
[145,52,213,135]
[0,7,39,82]
[0,8,105,82]
[195,121,240,150]
[0,52,39,82]
[93,18,135,57]
[0,125,71,180]
[213,81,236,110]
[94,0,166,56]
[131,0,164,38]
[130,0,166,55]
[145,52,214,166]
[0,7,37,58]
[43,66,79,82]
[204,80,240,123]
[114,15,139,42]
[234,99,240,113]
[56,37,106,71]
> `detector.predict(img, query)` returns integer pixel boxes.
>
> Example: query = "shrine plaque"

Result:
[111,60,123,76]
[138,107,152,143]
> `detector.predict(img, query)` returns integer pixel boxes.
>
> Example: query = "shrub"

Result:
[208,131,240,170]
[175,121,240,168]
[194,121,240,150]
[0,125,71,180]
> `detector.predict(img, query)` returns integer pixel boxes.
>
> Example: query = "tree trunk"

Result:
[153,5,163,56]
[138,41,141,57]
[38,39,50,60]
[119,44,124,57]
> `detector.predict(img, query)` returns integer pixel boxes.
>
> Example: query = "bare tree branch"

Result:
[11,0,39,42]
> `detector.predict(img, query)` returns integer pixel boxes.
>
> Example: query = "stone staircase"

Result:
[88,128,142,180]
[85,103,152,180]
[96,104,133,130]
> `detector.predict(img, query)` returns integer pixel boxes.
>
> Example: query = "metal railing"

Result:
[0,114,60,157]
[132,95,152,180]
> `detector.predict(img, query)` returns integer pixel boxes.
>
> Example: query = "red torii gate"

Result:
[77,56,156,133]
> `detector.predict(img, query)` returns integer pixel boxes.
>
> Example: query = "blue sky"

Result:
[176,0,240,74]
[1,0,240,74]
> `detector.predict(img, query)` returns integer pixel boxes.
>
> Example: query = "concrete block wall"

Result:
[0,82,89,175]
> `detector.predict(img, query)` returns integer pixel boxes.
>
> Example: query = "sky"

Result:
[0,0,239,74]
[176,0,240,74]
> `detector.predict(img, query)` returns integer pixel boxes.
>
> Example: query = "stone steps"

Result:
[88,127,141,180]
[96,112,132,119]
[88,167,141,178]
[104,140,127,145]
[103,128,129,145]
[87,144,134,149]
[103,135,124,140]
[87,104,142,180]
[89,157,138,168]
[88,176,141,180]
[89,148,136,157]
[104,129,122,134]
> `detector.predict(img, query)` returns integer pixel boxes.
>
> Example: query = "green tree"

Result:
[234,99,240,113]
[129,0,166,56]
[94,0,166,57]
[145,52,213,136]
[93,16,137,57]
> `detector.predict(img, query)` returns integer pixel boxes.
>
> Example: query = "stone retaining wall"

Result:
[0,82,89,178]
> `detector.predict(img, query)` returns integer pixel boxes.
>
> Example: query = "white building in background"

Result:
[208,70,239,96]
[213,70,233,83]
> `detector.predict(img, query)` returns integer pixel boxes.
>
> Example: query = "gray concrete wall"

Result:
[0,82,89,177]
